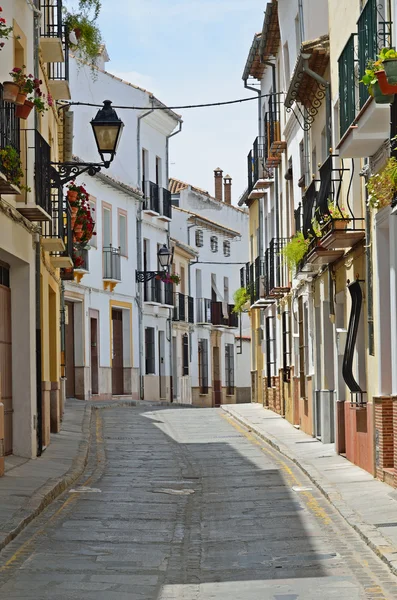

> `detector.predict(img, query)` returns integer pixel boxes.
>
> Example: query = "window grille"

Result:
[210,236,218,253]
[223,240,231,257]
[195,229,203,247]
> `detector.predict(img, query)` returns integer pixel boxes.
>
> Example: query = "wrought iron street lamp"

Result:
[136,244,174,283]
[51,100,124,186]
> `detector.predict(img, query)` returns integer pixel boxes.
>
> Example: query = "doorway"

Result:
[172,336,177,401]
[159,330,166,400]
[112,309,124,395]
[90,317,99,395]
[0,277,12,455]
[65,301,75,398]
[213,345,221,407]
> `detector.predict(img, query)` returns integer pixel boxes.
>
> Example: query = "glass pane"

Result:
[119,214,127,255]
[103,208,111,247]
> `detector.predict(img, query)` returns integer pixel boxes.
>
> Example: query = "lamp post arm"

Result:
[50,162,104,186]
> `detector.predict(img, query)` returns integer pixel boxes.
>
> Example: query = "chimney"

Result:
[214,168,223,202]
[224,174,232,205]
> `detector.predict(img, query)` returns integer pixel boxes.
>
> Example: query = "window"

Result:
[118,210,127,256]
[211,274,217,302]
[210,235,218,252]
[103,205,111,247]
[223,277,229,303]
[195,229,203,247]
[182,334,189,376]
[223,240,230,257]
[156,156,162,187]
[145,327,155,374]
[298,296,306,398]
[225,344,235,395]
[266,316,275,387]
[89,199,97,247]
[198,339,208,394]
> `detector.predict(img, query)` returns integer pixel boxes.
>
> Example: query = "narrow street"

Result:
[0,405,397,600]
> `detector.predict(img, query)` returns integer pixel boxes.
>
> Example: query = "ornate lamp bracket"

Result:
[50,162,104,186]
[136,271,165,283]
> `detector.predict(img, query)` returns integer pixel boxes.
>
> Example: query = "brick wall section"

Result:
[393,398,397,487]
[374,397,394,481]
[264,376,281,415]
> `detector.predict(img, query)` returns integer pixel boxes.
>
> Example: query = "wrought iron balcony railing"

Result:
[264,238,290,297]
[0,84,20,192]
[143,181,160,214]
[39,0,63,38]
[144,279,173,305]
[188,296,194,323]
[103,246,121,281]
[173,292,187,322]
[247,136,267,193]
[164,282,173,306]
[196,298,212,324]
[338,0,392,138]
[41,189,73,261]
[73,246,89,271]
[162,188,172,219]
[211,302,238,328]
[35,131,52,216]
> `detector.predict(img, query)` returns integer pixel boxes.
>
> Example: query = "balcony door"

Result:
[212,345,221,407]
[90,316,99,396]
[112,309,124,396]
[159,330,166,400]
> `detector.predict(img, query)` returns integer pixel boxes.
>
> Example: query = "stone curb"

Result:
[0,402,93,553]
[0,398,195,553]
[221,405,397,578]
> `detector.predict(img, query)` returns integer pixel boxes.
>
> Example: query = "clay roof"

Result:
[242,0,280,81]
[285,35,330,109]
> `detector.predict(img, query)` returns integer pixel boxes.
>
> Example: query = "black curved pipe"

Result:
[342,281,363,393]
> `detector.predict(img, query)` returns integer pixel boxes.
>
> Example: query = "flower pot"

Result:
[67,190,78,202]
[70,205,78,226]
[372,81,394,104]
[333,219,348,230]
[2,81,19,103]
[383,58,397,85]
[73,224,84,242]
[15,99,34,120]
[15,91,27,106]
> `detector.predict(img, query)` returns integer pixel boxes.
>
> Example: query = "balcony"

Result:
[144,279,173,306]
[264,238,290,299]
[196,298,212,324]
[0,85,21,195]
[302,156,365,266]
[143,181,172,220]
[173,293,194,322]
[266,99,285,168]
[247,136,273,200]
[103,246,121,290]
[41,190,73,268]
[211,302,238,328]
[17,131,52,221]
[338,0,392,157]
[38,0,65,63]
[73,246,89,272]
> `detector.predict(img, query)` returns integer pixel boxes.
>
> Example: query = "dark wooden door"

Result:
[213,346,221,407]
[65,301,75,398]
[112,309,124,395]
[90,318,99,395]
[0,283,12,455]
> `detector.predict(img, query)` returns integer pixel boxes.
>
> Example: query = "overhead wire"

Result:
[57,91,286,112]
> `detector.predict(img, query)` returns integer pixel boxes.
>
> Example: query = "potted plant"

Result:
[64,12,102,71]
[0,145,30,191]
[360,59,394,104]
[379,47,397,85]
[0,7,13,51]
[3,68,22,104]
[232,287,250,313]
[366,157,397,209]
[8,67,29,105]
[327,200,351,229]
[281,232,311,270]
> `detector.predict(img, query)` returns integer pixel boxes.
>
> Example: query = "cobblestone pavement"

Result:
[1,405,397,599]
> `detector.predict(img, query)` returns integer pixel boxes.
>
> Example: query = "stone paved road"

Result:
[1,405,397,599]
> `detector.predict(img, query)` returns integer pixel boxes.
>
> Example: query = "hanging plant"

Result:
[66,181,96,243]
[64,12,102,70]
[156,273,180,285]
[281,232,311,269]
[232,287,250,313]
[366,157,397,209]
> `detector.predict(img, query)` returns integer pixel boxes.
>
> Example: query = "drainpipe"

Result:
[165,120,183,403]
[27,0,43,456]
[136,103,154,400]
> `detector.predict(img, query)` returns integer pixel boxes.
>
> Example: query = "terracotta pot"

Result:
[67,190,78,202]
[70,205,79,228]
[73,225,84,242]
[333,219,348,230]
[15,99,34,120]
[15,91,27,106]
[2,81,19,103]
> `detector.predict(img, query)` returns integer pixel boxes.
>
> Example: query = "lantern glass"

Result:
[90,100,124,165]
[158,245,172,270]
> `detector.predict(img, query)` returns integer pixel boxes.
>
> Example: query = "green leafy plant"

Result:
[281,232,311,269]
[232,287,250,313]
[65,12,102,68]
[378,47,397,61]
[360,59,383,95]
[0,145,30,191]
[327,200,350,220]
[366,157,397,208]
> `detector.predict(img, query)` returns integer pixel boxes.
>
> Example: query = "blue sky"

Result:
[96,0,266,201]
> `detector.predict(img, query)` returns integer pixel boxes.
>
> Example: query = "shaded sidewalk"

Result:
[0,398,91,551]
[222,402,397,576]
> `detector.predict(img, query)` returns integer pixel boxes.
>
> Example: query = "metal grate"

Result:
[103,246,121,281]
[0,84,20,179]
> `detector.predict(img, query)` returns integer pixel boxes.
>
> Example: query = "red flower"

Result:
[0,17,5,23]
